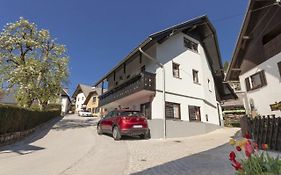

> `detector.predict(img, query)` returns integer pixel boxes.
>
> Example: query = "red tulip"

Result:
[229,151,236,161]
[245,150,251,157]
[245,141,253,156]
[244,132,251,139]
[232,160,243,170]
[262,144,268,150]
[236,146,242,151]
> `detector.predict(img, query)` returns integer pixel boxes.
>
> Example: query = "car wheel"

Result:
[112,126,121,140]
[97,124,102,135]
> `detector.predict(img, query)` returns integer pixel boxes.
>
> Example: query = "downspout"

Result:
[138,47,166,140]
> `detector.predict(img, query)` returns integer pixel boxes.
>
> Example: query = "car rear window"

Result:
[117,111,144,117]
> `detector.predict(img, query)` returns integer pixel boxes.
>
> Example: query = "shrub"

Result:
[0,104,60,135]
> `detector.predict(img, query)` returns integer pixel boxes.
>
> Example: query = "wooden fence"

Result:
[240,115,281,151]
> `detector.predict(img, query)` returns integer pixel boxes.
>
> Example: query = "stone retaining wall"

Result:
[0,128,35,147]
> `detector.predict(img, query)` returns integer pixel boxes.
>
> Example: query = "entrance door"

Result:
[140,102,151,119]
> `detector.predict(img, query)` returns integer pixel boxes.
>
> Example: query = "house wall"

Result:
[151,33,221,125]
[61,97,70,114]
[239,52,281,116]
[86,95,103,116]
[75,92,86,112]
[106,45,156,91]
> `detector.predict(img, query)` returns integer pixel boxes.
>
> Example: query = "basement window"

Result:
[184,37,198,53]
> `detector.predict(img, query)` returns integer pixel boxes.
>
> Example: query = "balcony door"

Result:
[140,102,151,120]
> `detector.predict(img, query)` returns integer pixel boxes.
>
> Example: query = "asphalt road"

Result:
[0,114,128,175]
[0,114,240,175]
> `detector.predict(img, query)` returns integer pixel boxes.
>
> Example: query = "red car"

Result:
[97,109,150,140]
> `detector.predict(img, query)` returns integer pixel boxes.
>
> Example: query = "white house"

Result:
[60,89,71,115]
[95,16,236,138]
[72,84,93,113]
[225,0,281,117]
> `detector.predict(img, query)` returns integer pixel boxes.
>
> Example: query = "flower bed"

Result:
[229,133,281,174]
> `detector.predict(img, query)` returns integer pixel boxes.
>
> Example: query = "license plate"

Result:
[133,125,143,128]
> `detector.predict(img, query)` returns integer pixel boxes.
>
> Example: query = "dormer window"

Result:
[184,38,198,53]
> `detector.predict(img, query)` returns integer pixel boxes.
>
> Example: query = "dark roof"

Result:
[72,84,93,98]
[225,0,281,81]
[94,15,236,101]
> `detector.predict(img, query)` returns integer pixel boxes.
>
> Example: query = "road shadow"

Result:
[0,116,63,155]
[52,118,98,131]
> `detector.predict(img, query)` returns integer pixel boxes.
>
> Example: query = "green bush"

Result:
[0,104,61,135]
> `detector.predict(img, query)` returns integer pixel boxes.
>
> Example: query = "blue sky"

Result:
[0,0,248,95]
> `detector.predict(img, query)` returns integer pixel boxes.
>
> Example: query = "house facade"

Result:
[72,84,92,113]
[83,88,104,117]
[61,89,71,115]
[95,16,235,138]
[226,0,281,117]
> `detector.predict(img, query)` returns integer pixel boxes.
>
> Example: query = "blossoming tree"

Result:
[0,17,69,110]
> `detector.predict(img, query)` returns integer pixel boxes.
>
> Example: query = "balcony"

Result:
[99,71,156,106]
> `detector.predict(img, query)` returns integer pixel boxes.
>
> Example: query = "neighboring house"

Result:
[94,16,236,138]
[221,82,246,117]
[72,84,93,113]
[83,87,104,117]
[225,0,281,117]
[61,89,71,115]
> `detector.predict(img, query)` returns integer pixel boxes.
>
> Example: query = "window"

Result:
[245,70,267,91]
[165,102,181,119]
[193,69,199,83]
[95,108,100,113]
[77,98,80,101]
[278,61,281,78]
[93,97,97,103]
[208,79,212,92]
[189,106,201,122]
[184,37,198,53]
[81,97,84,101]
[172,62,180,78]
[141,65,146,72]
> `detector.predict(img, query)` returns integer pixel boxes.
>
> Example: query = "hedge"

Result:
[0,104,61,135]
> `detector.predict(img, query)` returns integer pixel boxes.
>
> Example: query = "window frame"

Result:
[245,70,267,91]
[165,102,181,120]
[192,69,199,84]
[172,62,180,79]
[188,105,201,122]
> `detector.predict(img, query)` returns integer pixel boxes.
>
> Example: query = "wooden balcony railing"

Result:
[99,71,156,106]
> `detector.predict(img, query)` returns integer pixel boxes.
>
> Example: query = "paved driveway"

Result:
[0,114,239,175]
[0,114,128,175]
